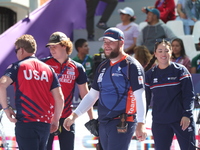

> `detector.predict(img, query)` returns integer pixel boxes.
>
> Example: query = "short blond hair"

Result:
[15,34,37,53]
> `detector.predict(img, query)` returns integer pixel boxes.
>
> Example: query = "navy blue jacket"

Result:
[145,62,195,124]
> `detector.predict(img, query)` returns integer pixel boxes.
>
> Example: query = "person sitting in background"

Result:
[141,0,176,23]
[134,46,152,68]
[191,53,200,73]
[136,8,177,54]
[176,0,187,20]
[185,0,200,33]
[73,38,94,85]
[171,38,191,72]
[176,0,190,34]
[176,0,200,34]
[116,7,139,55]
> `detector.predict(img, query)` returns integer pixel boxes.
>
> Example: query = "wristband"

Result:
[3,105,10,111]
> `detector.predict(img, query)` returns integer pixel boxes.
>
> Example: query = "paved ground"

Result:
[1,109,200,150]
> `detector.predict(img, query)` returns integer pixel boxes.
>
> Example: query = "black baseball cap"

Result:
[46,31,68,47]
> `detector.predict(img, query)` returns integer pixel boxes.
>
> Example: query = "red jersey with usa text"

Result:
[41,57,87,118]
[4,56,60,123]
[92,55,145,123]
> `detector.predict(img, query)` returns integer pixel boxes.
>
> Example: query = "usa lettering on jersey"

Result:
[23,69,49,82]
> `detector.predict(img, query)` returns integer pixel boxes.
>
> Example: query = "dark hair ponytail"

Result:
[130,16,136,22]
[144,55,156,72]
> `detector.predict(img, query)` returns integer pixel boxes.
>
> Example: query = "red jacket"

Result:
[155,0,176,23]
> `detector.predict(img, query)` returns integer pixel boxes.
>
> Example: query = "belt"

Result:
[114,114,135,122]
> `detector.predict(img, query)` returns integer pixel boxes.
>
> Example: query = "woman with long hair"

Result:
[171,38,191,72]
[145,39,196,150]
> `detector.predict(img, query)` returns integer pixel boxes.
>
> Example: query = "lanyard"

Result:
[57,58,69,79]
[82,55,89,66]
[175,56,182,63]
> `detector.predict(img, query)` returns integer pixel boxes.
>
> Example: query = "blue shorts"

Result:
[152,120,196,150]
[15,122,50,150]
[99,119,136,150]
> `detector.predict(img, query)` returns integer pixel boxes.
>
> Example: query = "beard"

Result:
[105,50,119,59]
[104,46,120,59]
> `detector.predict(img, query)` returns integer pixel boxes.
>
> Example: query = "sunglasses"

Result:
[15,47,20,53]
[155,38,171,43]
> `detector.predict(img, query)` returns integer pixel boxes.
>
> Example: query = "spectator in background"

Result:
[171,38,191,72]
[176,0,189,34]
[184,0,200,33]
[93,46,106,74]
[73,38,94,86]
[136,8,177,54]
[134,46,152,68]
[116,7,139,55]
[141,0,176,23]
[191,53,200,73]
[41,32,94,150]
[0,34,64,150]
[86,0,118,41]
[176,0,200,34]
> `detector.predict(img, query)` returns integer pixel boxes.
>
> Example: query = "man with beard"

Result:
[63,27,147,150]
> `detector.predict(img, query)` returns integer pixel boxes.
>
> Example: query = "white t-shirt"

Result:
[116,22,140,50]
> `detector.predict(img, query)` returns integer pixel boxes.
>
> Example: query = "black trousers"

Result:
[152,120,196,150]
[46,118,75,150]
[85,0,118,36]
[15,122,50,150]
